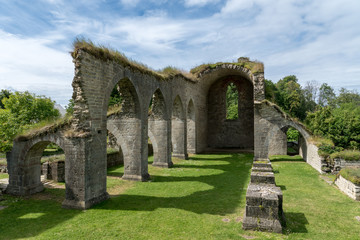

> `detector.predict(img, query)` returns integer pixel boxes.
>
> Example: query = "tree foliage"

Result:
[0,91,60,152]
[226,82,238,120]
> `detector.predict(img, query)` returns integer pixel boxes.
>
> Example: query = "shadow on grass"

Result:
[0,188,81,239]
[270,155,305,162]
[284,212,309,233]
[97,153,253,216]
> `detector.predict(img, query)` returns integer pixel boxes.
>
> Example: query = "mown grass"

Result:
[0,154,359,239]
[270,155,360,239]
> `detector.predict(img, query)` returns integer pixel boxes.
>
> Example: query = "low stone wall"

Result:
[335,175,360,200]
[42,161,65,182]
[332,159,360,173]
[107,151,124,168]
[243,159,285,233]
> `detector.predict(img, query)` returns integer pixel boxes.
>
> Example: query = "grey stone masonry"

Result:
[243,158,285,233]
[335,175,360,201]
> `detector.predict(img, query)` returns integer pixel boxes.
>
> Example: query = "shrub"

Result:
[330,150,360,161]
[338,167,360,185]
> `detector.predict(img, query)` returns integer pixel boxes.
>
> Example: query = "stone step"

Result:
[250,171,275,184]
[252,166,273,172]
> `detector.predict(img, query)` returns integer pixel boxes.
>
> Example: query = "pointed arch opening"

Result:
[171,95,188,159]
[106,77,149,181]
[148,88,172,167]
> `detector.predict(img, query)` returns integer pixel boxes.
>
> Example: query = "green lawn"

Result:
[0,154,359,239]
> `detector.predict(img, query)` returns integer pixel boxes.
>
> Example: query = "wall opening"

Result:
[226,82,239,120]
[286,127,300,155]
[41,143,65,183]
[106,77,146,180]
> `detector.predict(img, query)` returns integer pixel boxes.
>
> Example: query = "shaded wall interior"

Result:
[207,75,254,149]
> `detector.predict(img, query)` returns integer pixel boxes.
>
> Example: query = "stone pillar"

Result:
[254,102,270,160]
[108,116,150,182]
[149,119,173,168]
[171,118,188,159]
[62,136,109,209]
[187,116,196,154]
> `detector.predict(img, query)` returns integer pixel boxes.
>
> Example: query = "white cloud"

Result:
[184,0,219,7]
[0,30,73,106]
[120,0,140,8]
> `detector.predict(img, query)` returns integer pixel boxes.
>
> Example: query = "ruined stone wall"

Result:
[335,175,360,200]
[196,65,264,150]
[207,76,254,149]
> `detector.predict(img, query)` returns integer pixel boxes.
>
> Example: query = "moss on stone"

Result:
[72,38,196,82]
[190,60,264,77]
[15,117,72,142]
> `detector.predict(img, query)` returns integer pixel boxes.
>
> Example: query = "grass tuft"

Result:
[14,117,72,142]
[331,150,360,161]
[338,167,360,185]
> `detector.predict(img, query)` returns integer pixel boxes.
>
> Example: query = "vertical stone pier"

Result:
[243,159,286,233]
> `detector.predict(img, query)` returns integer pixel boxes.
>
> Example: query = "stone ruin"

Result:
[5,42,325,233]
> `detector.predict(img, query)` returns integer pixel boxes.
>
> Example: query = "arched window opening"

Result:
[286,127,300,155]
[226,82,239,120]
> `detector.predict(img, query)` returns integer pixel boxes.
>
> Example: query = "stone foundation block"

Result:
[251,172,275,184]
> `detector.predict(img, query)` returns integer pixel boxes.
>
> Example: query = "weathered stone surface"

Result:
[335,175,360,200]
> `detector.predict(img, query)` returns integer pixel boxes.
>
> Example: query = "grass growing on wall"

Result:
[338,167,360,185]
[0,154,359,239]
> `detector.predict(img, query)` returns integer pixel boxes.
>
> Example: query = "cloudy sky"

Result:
[0,0,359,106]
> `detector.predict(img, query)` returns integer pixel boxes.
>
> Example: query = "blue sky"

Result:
[0,0,360,106]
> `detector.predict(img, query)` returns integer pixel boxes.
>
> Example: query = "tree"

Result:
[318,83,336,107]
[265,79,277,102]
[226,82,238,120]
[275,75,307,120]
[0,89,12,109]
[334,88,360,106]
[0,91,60,152]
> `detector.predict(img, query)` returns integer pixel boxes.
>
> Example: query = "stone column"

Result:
[171,118,188,159]
[62,136,109,209]
[150,119,173,167]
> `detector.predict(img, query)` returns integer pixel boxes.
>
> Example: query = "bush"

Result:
[338,167,360,185]
[330,150,360,161]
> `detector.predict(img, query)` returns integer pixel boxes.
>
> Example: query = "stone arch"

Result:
[6,133,68,196]
[171,95,188,159]
[148,88,172,167]
[267,121,309,156]
[207,75,254,149]
[187,99,196,153]
[106,77,149,181]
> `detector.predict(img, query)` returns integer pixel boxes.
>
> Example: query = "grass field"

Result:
[0,154,359,239]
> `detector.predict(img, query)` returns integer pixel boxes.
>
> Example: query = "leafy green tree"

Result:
[335,88,360,106]
[3,91,60,124]
[265,79,277,102]
[65,99,74,116]
[275,75,307,120]
[226,82,238,120]
[0,89,12,109]
[0,91,60,152]
[318,83,336,107]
